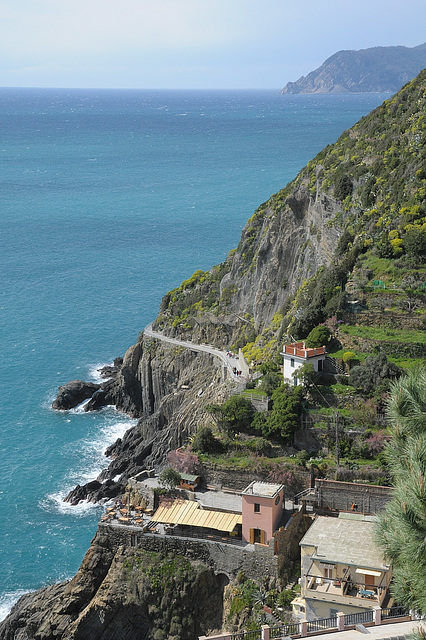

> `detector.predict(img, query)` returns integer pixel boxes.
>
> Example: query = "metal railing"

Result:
[205,606,413,640]
[307,616,337,633]
[270,623,300,638]
[164,526,247,547]
[231,630,261,640]
[344,610,374,626]
[382,606,409,620]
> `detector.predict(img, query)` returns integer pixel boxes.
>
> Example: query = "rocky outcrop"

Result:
[63,338,232,504]
[52,380,101,410]
[281,43,426,94]
[0,528,226,640]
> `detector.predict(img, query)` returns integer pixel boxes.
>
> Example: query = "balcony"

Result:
[306,574,387,606]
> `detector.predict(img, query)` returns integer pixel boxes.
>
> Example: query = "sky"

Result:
[0,0,425,89]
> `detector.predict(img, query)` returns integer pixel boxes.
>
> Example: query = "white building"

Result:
[281,341,327,385]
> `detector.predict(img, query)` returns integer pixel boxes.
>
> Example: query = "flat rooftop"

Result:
[242,481,284,498]
[300,515,389,571]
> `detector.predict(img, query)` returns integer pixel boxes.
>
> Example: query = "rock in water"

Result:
[51,380,101,410]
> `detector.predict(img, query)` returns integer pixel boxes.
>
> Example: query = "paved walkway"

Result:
[306,620,425,640]
[144,323,245,383]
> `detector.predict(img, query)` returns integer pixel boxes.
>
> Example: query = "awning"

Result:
[355,568,382,577]
[152,499,242,533]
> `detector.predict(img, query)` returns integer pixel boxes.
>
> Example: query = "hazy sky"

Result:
[0,0,425,89]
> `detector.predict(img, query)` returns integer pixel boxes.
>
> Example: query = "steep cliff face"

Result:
[64,337,232,504]
[0,529,226,640]
[219,184,343,328]
[156,71,426,353]
[154,181,344,351]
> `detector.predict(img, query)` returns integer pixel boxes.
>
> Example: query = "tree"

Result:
[261,386,302,443]
[375,368,426,618]
[159,467,182,490]
[304,325,331,348]
[191,426,222,454]
[404,226,426,262]
[259,371,282,396]
[206,395,254,436]
[167,449,200,474]
[349,353,402,396]
[293,362,317,388]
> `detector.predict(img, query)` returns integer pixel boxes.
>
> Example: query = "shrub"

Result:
[334,174,353,200]
[304,325,331,348]
[159,467,182,490]
[191,426,222,454]
[349,353,403,396]
[167,449,200,474]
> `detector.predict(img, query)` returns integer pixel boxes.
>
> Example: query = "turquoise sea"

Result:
[0,88,388,618]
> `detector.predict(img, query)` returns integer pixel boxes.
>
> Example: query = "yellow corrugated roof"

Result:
[152,499,242,533]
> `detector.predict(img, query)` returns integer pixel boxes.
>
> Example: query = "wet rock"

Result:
[52,380,101,411]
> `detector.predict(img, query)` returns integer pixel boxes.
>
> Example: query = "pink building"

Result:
[241,481,285,544]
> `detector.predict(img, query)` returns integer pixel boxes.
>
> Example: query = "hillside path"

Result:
[144,323,244,383]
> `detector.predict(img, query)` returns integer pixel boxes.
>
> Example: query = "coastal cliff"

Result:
[1,71,425,639]
[281,43,426,94]
[52,69,426,503]
[0,528,226,640]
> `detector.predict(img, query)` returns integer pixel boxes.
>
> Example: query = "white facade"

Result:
[281,342,327,385]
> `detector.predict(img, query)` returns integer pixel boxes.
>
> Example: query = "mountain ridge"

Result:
[281,43,426,94]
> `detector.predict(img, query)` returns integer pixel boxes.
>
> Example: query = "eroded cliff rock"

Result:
[0,528,226,640]
[63,337,232,504]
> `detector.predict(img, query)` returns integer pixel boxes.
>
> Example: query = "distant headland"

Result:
[281,42,426,94]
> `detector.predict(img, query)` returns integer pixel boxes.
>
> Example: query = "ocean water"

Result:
[0,87,388,618]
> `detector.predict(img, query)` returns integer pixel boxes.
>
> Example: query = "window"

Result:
[290,358,295,367]
[318,360,323,372]
[254,503,260,513]
[130,534,137,547]
[324,567,333,579]
[330,608,338,618]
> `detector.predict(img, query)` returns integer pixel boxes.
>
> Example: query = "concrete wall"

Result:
[315,479,393,514]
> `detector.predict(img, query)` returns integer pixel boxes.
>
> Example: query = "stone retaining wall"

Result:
[315,479,393,514]
[99,523,279,585]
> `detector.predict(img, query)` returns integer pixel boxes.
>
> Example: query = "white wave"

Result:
[0,589,34,622]
[68,398,91,414]
[40,491,102,516]
[86,362,113,383]
[41,415,137,511]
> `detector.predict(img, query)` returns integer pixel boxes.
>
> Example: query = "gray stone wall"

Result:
[99,523,279,585]
[315,479,393,514]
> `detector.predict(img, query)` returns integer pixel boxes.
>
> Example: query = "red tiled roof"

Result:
[282,342,326,358]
